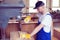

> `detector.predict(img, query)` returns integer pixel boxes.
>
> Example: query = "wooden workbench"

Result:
[53,27,60,39]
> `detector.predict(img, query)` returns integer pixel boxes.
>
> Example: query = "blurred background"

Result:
[0,0,60,40]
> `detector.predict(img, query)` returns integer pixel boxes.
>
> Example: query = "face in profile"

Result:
[37,5,45,13]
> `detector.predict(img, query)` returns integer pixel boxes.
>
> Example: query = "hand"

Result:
[30,33,34,37]
[30,34,34,40]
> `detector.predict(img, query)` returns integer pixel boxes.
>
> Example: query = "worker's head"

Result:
[34,1,45,13]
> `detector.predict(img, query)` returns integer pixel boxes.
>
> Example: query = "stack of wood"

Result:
[10,31,34,40]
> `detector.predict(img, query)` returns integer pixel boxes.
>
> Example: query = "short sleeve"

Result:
[41,15,52,26]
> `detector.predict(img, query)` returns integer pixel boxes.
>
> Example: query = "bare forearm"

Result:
[30,24,43,37]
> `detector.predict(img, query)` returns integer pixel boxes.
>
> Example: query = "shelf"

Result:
[8,20,19,23]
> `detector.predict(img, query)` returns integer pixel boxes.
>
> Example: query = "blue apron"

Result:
[36,14,51,40]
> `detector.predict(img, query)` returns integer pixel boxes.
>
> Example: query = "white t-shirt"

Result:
[37,12,52,33]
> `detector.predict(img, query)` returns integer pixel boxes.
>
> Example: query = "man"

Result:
[30,1,52,40]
